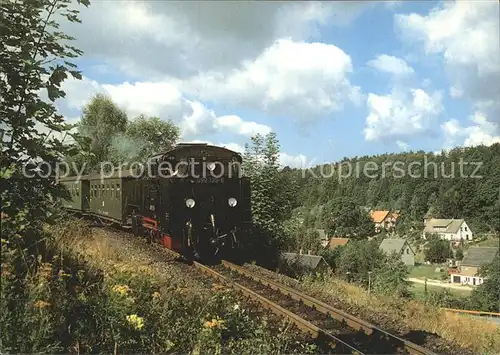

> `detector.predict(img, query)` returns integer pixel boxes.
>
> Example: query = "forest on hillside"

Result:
[280,144,500,241]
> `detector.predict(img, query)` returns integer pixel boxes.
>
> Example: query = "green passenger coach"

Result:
[59,176,90,211]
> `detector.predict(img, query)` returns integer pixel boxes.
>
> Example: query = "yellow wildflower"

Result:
[33,300,51,309]
[152,291,160,299]
[203,317,225,329]
[111,284,131,296]
[126,314,144,330]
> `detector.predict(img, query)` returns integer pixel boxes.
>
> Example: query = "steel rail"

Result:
[221,260,439,355]
[192,261,365,355]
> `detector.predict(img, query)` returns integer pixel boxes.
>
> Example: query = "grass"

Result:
[1,218,318,354]
[471,237,500,248]
[410,283,472,300]
[408,264,448,280]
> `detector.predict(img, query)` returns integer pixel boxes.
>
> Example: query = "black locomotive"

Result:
[60,143,252,262]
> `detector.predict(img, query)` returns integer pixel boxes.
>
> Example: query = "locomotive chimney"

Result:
[308,250,311,255]
[299,248,303,255]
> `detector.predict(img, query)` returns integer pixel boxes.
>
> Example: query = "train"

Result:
[59,143,252,262]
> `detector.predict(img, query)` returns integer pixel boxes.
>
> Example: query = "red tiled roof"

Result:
[370,210,390,223]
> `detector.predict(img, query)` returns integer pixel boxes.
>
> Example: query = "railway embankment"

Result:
[40,218,319,354]
[243,263,500,355]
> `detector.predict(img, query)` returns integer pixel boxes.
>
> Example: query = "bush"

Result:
[424,236,453,263]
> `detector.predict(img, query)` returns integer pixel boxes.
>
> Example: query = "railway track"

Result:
[91,221,443,354]
[193,260,439,355]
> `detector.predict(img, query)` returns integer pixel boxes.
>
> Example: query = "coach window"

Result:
[101,184,104,197]
[116,184,121,199]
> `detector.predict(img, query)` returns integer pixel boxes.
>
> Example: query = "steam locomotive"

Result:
[60,143,252,262]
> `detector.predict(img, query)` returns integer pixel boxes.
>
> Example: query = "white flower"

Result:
[233,303,240,310]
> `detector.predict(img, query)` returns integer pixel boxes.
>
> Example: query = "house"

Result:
[370,210,400,232]
[379,238,415,266]
[449,247,498,286]
[423,208,435,226]
[370,210,389,233]
[316,229,329,247]
[384,210,400,231]
[280,252,331,273]
[423,218,473,241]
[327,237,349,249]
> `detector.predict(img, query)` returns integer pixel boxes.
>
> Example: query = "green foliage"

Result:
[334,239,384,286]
[322,197,374,239]
[455,247,464,260]
[290,144,500,236]
[318,246,344,271]
[423,289,470,309]
[469,255,500,312]
[424,236,453,263]
[109,115,180,164]
[1,220,316,354]
[76,93,128,170]
[0,0,88,267]
[242,133,298,265]
[372,252,411,298]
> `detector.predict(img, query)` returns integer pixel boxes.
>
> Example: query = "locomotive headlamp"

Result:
[207,162,216,171]
[228,197,237,207]
[185,198,195,208]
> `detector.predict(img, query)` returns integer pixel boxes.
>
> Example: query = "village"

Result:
[282,209,499,297]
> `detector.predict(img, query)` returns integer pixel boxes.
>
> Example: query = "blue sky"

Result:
[56,1,500,168]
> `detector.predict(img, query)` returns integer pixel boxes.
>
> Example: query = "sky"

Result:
[52,0,500,168]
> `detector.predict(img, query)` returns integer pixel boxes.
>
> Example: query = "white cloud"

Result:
[184,39,362,120]
[449,86,463,98]
[64,2,375,80]
[396,1,500,121]
[396,140,410,151]
[442,112,500,149]
[367,54,414,76]
[214,115,272,137]
[364,88,443,141]
[58,76,272,139]
[188,139,306,168]
[279,152,308,168]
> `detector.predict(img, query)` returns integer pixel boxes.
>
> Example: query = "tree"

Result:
[77,93,128,170]
[243,132,295,239]
[424,236,453,263]
[335,239,385,286]
[1,0,89,257]
[469,255,500,312]
[108,115,180,164]
[241,133,297,266]
[455,247,464,261]
[322,197,373,239]
[373,252,411,298]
